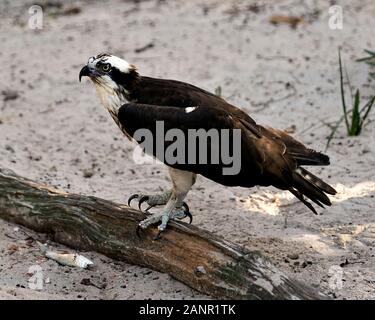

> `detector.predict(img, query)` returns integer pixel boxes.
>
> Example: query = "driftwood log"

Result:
[0,167,327,300]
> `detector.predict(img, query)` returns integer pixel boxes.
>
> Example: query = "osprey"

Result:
[79,53,337,238]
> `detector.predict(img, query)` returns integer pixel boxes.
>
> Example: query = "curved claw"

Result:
[181,202,192,224]
[138,196,149,211]
[128,194,139,206]
[182,201,189,213]
[184,211,193,224]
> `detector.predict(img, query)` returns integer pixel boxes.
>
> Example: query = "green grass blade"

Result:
[364,49,375,57]
[338,49,350,133]
[356,50,375,62]
[359,96,375,114]
[356,56,374,62]
[350,89,361,135]
[359,96,375,128]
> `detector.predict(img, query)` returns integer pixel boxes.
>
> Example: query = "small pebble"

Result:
[287,253,299,260]
[5,145,15,153]
[2,90,19,101]
[83,169,94,178]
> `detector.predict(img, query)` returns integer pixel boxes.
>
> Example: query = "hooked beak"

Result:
[79,65,91,82]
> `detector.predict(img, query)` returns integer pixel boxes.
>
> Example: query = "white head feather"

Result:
[102,55,131,73]
[87,54,132,74]
[87,54,132,115]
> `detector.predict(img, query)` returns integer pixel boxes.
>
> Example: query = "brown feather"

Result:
[265,128,330,166]
[116,75,336,215]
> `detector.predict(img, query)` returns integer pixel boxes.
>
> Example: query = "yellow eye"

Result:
[102,64,111,72]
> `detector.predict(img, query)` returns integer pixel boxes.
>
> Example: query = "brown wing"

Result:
[264,128,330,166]
[118,102,264,187]
[131,76,262,138]
[251,126,337,213]
[123,77,336,213]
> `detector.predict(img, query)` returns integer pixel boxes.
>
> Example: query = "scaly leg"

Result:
[128,190,172,211]
[137,168,196,239]
[128,190,190,217]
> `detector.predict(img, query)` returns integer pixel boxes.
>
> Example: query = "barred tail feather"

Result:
[290,168,337,214]
[290,150,330,166]
[298,167,337,195]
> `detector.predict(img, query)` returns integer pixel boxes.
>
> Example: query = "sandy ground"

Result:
[0,0,374,300]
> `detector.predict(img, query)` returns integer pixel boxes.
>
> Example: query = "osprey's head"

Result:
[79,53,139,111]
[79,53,139,87]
